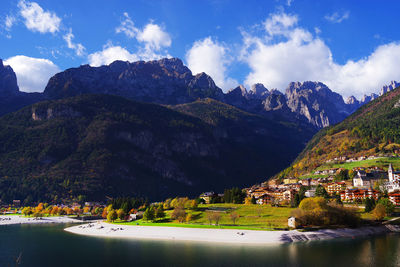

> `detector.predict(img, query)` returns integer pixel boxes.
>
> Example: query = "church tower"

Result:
[389,163,394,182]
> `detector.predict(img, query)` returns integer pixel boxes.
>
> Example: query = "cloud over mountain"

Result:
[4,55,60,92]
[241,12,400,98]
[186,37,237,91]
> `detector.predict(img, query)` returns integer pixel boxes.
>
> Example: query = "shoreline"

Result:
[64,222,393,244]
[0,215,82,226]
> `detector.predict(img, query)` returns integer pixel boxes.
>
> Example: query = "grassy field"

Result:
[315,157,400,171]
[116,204,294,231]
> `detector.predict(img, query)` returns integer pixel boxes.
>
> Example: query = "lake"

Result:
[1,224,399,266]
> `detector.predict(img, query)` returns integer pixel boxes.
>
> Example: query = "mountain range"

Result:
[1,57,396,129]
[277,84,400,179]
[0,94,314,203]
[0,57,398,202]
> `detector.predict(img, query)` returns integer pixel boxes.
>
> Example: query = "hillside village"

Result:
[244,157,400,207]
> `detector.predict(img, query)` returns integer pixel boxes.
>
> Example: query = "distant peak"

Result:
[250,83,268,96]
[345,95,359,105]
[228,85,247,96]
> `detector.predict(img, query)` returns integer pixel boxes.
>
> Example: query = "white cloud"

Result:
[5,15,16,31]
[241,12,400,98]
[4,55,60,93]
[324,11,350,23]
[116,12,171,51]
[87,42,172,67]
[186,37,237,91]
[264,12,298,37]
[88,13,172,67]
[287,0,293,6]
[18,0,61,34]
[137,23,171,50]
[63,28,85,56]
[115,12,138,38]
[88,44,139,67]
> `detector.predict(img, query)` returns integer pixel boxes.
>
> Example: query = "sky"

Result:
[2,0,400,99]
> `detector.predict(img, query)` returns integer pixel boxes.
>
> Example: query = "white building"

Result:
[386,164,400,193]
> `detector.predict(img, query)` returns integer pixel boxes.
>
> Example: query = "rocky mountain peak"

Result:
[0,59,19,95]
[285,81,348,128]
[249,83,269,97]
[361,93,378,104]
[43,58,223,104]
[345,96,359,105]
[380,80,400,95]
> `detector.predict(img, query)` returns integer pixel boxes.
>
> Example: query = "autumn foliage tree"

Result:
[171,206,186,223]
[230,212,240,225]
[107,210,117,222]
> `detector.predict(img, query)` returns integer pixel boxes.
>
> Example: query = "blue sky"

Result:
[2,0,400,99]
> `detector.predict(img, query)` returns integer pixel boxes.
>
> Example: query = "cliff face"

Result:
[44,58,224,104]
[285,81,350,128]
[0,95,315,202]
[0,59,19,95]
[0,59,45,115]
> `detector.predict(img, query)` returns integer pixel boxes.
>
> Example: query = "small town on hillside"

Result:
[238,160,400,207]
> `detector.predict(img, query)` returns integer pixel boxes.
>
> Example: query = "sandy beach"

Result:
[64,222,392,244]
[0,215,82,226]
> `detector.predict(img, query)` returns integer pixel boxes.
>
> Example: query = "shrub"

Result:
[372,203,386,220]
[292,197,360,227]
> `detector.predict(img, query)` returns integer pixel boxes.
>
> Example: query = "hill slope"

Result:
[0,95,314,203]
[278,85,400,178]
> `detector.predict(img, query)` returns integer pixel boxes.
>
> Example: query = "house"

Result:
[300,178,311,187]
[283,178,298,184]
[199,192,216,204]
[325,182,347,195]
[340,188,380,202]
[12,200,21,208]
[129,211,144,221]
[256,194,274,205]
[388,191,400,206]
[288,216,300,228]
[304,189,316,198]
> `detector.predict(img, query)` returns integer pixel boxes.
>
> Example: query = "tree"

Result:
[230,212,240,225]
[365,198,375,212]
[378,198,394,216]
[102,207,108,219]
[35,203,44,213]
[21,207,32,216]
[155,206,165,220]
[293,194,301,207]
[117,209,126,221]
[206,211,214,225]
[224,188,246,204]
[83,206,91,214]
[143,207,155,221]
[189,200,198,210]
[244,197,253,205]
[372,203,386,220]
[107,210,117,222]
[212,212,222,225]
[251,196,257,204]
[163,199,172,210]
[186,213,194,223]
[171,206,186,223]
[315,185,329,198]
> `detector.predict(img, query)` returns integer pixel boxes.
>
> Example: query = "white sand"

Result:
[64,222,391,244]
[0,215,82,226]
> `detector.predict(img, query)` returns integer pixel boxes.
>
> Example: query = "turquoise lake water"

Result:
[1,224,399,266]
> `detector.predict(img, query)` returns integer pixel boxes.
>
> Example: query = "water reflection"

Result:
[0,224,399,267]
